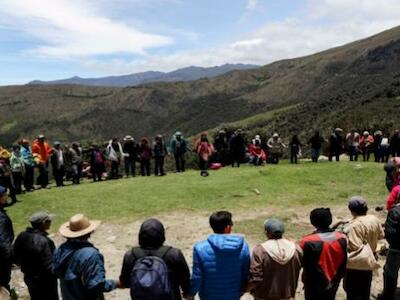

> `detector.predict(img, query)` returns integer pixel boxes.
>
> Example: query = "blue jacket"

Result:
[53,240,116,300]
[191,234,250,300]
[20,146,35,167]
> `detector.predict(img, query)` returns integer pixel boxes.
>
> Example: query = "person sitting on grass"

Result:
[247,218,302,300]
[53,214,121,300]
[299,208,347,300]
[189,211,250,300]
[14,211,58,300]
[119,218,191,300]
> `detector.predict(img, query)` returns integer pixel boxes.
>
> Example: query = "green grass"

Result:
[8,161,386,233]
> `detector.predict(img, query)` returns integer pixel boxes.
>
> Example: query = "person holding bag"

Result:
[344,196,384,300]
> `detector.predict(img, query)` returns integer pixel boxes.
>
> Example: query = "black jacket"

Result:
[119,219,190,299]
[153,141,168,157]
[385,205,400,250]
[14,227,56,276]
[0,207,14,287]
[123,142,139,161]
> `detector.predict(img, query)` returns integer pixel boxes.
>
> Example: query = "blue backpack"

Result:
[130,246,173,300]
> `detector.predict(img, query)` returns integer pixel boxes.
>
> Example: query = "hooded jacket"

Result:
[191,234,250,300]
[249,239,302,300]
[119,219,190,300]
[53,239,116,300]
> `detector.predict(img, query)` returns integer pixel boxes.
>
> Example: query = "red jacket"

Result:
[31,140,52,163]
[387,185,400,211]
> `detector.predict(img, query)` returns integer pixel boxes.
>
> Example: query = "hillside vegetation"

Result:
[1,26,400,145]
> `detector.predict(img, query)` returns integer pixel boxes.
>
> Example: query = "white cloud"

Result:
[246,0,259,10]
[0,0,172,58]
[80,0,400,76]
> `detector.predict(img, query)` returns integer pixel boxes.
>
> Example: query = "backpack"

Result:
[130,246,173,300]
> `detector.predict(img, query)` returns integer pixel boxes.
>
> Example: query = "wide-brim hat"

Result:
[123,135,134,141]
[59,214,100,238]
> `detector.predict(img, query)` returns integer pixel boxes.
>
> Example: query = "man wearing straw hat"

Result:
[53,214,120,300]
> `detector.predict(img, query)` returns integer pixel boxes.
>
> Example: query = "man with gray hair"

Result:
[13,211,58,300]
[247,218,302,300]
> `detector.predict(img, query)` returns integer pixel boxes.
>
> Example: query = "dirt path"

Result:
[11,206,387,299]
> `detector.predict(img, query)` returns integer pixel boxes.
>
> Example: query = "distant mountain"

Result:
[2,26,400,146]
[27,64,259,87]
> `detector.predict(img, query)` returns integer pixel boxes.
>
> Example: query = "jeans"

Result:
[154,156,165,175]
[24,164,34,191]
[71,163,82,184]
[362,147,371,161]
[174,153,185,172]
[36,163,49,188]
[381,248,400,299]
[311,148,320,162]
[124,159,136,177]
[344,269,372,300]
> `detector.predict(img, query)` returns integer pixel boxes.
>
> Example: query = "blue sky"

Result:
[0,0,399,85]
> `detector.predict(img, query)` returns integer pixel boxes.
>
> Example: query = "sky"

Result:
[0,0,399,85]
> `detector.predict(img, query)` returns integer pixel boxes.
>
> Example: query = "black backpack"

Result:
[130,246,173,300]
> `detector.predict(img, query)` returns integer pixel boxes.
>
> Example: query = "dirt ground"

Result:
[11,206,388,300]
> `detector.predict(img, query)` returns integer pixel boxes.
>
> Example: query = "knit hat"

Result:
[310,208,332,229]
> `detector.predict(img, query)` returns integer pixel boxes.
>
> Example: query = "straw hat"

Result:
[59,214,100,238]
[123,135,134,141]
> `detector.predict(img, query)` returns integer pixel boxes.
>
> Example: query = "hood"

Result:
[207,234,244,253]
[53,240,93,278]
[139,219,165,249]
[261,239,296,265]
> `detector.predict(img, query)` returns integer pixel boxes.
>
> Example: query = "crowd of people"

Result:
[0,128,399,201]
[1,191,400,299]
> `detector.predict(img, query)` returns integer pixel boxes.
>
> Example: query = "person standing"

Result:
[346,130,360,162]
[32,134,52,188]
[153,135,168,176]
[0,150,17,204]
[170,131,189,173]
[122,136,139,177]
[344,197,383,300]
[194,132,215,176]
[329,128,343,162]
[189,211,250,300]
[300,208,347,300]
[10,145,25,194]
[214,130,230,166]
[53,214,120,299]
[308,131,325,163]
[89,144,106,182]
[106,138,124,179]
[51,141,66,187]
[380,133,391,163]
[0,187,14,292]
[373,130,383,162]
[378,192,400,300]
[20,139,35,192]
[247,218,302,300]
[13,212,58,300]
[229,129,246,167]
[359,131,374,161]
[139,138,152,176]
[119,218,191,299]
[390,129,400,158]
[69,142,83,184]
[289,134,301,164]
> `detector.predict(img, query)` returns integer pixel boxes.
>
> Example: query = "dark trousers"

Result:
[381,248,400,300]
[375,148,382,162]
[71,163,82,184]
[199,157,208,171]
[24,275,59,300]
[344,269,372,300]
[0,176,17,204]
[270,153,280,164]
[53,166,65,187]
[362,147,371,161]
[348,146,358,161]
[110,161,120,179]
[304,281,340,300]
[174,153,185,172]
[311,148,320,162]
[381,147,390,163]
[0,262,11,292]
[391,148,400,158]
[124,159,136,177]
[329,149,340,161]
[12,172,23,194]
[92,163,103,182]
[36,163,49,188]
[24,165,34,191]
[154,156,165,175]
[231,153,242,167]
[140,159,150,176]
[290,147,298,164]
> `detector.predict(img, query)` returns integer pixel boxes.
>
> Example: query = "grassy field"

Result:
[7,160,387,233]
